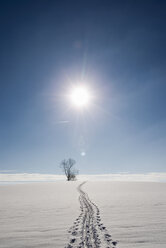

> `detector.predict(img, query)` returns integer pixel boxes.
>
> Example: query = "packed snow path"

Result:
[65,182,118,248]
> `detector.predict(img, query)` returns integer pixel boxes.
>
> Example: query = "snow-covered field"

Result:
[84,182,166,248]
[0,181,166,248]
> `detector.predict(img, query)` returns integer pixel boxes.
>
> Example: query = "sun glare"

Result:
[70,85,91,108]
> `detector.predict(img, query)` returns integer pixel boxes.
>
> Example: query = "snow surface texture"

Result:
[0,182,80,248]
[84,182,166,248]
[0,181,166,247]
[66,182,117,248]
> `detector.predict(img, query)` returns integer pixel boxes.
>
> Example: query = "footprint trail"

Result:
[65,182,118,248]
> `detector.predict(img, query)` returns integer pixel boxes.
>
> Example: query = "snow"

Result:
[0,182,80,248]
[84,181,166,248]
[0,181,166,247]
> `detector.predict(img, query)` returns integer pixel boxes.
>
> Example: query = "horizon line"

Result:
[0,172,166,183]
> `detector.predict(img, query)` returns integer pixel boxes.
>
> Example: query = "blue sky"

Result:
[0,0,166,174]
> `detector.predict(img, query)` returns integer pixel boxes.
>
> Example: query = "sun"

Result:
[69,85,91,108]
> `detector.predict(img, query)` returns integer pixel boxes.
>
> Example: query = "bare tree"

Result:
[60,158,78,181]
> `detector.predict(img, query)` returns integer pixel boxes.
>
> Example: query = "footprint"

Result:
[112,241,117,246]
[70,238,76,244]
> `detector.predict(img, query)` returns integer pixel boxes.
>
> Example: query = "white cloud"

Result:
[0,172,166,183]
[78,173,166,182]
[0,173,65,182]
[0,170,16,173]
